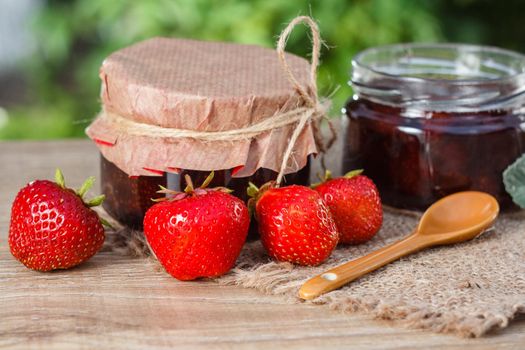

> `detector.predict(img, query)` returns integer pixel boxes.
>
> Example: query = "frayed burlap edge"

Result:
[98,207,525,338]
[215,241,525,338]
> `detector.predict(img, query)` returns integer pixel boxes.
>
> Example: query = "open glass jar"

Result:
[344,43,525,210]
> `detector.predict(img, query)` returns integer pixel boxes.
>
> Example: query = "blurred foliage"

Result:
[2,0,525,139]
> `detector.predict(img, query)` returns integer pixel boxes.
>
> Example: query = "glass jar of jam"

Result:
[87,37,321,238]
[344,44,525,210]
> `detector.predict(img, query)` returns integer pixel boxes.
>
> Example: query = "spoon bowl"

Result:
[299,191,499,300]
[417,191,499,243]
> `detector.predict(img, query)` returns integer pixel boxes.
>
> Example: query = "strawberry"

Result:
[143,172,249,281]
[314,170,383,245]
[9,169,106,271]
[248,183,339,266]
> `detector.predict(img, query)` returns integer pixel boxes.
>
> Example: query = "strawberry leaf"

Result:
[98,216,114,229]
[247,182,259,198]
[184,174,194,193]
[77,176,95,198]
[503,154,525,208]
[156,185,179,195]
[200,171,215,188]
[55,168,66,188]
[312,170,333,188]
[344,169,364,179]
[86,194,105,207]
[213,186,234,194]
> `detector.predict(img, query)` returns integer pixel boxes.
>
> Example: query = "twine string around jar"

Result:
[98,15,332,185]
[275,15,326,186]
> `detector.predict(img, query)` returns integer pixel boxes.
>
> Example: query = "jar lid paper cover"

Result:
[86,37,319,177]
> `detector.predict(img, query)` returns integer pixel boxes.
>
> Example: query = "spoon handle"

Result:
[299,232,430,300]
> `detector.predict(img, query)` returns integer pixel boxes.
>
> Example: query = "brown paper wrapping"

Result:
[86,37,319,177]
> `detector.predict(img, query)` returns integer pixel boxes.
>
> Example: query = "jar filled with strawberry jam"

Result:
[87,38,321,234]
[344,44,525,210]
[100,158,310,229]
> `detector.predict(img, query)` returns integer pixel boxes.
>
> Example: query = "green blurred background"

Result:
[1,0,525,140]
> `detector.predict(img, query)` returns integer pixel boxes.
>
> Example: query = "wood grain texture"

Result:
[1,140,524,350]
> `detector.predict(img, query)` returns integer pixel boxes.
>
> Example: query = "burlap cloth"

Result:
[101,205,525,338]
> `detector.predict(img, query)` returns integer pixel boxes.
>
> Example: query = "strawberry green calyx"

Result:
[311,170,333,188]
[246,181,275,217]
[86,195,105,207]
[247,182,260,218]
[98,217,113,228]
[344,169,364,179]
[54,169,109,227]
[55,168,105,208]
[76,175,105,208]
[154,184,188,202]
[199,171,215,189]
[55,168,66,189]
[247,181,275,201]
[183,174,195,193]
[185,171,232,195]
[77,176,95,199]
[246,182,260,199]
[311,169,363,188]
[153,171,232,203]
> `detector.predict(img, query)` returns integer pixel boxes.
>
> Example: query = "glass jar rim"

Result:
[351,43,525,113]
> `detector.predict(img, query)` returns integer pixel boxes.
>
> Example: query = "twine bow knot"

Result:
[275,15,331,185]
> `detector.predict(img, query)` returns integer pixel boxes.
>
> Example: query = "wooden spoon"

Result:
[299,191,499,300]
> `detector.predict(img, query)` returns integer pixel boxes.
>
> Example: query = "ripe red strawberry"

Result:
[9,169,106,271]
[143,172,249,281]
[249,183,339,266]
[314,170,383,245]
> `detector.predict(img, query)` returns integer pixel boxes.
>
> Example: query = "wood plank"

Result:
[1,140,524,349]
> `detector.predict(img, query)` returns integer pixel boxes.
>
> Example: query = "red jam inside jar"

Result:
[344,44,525,210]
[101,155,310,237]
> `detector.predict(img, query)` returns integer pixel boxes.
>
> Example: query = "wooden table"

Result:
[1,140,524,349]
